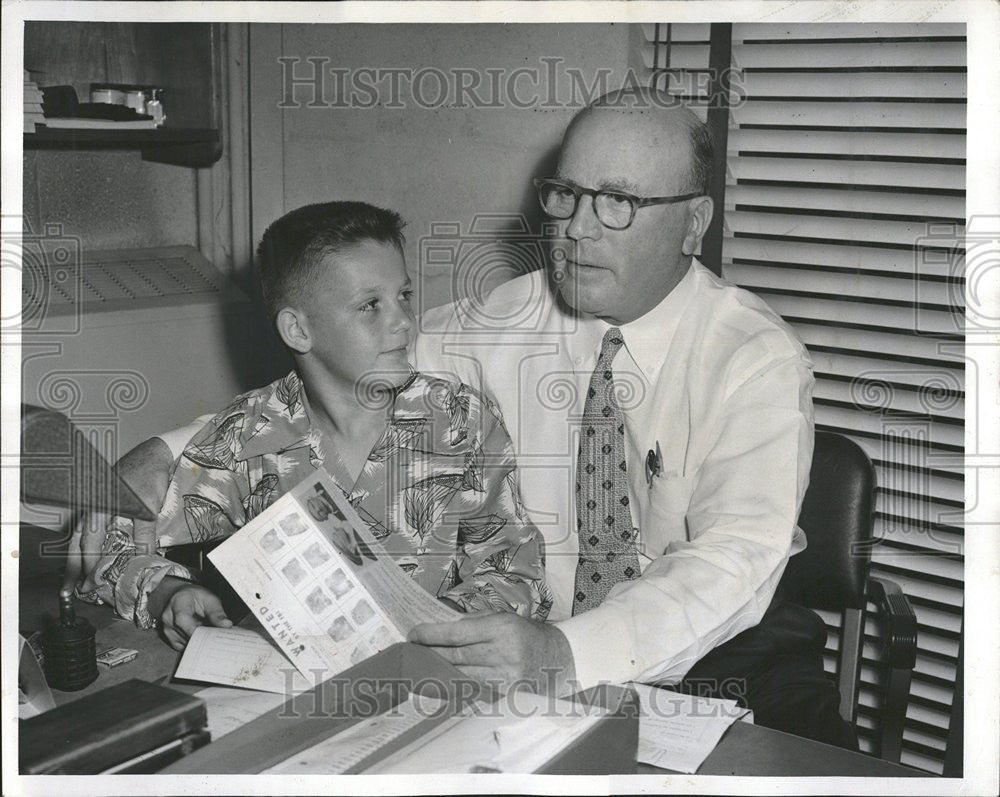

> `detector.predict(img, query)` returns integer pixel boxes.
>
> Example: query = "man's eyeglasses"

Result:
[533,177,702,231]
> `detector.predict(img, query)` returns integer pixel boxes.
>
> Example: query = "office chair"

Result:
[780,431,918,763]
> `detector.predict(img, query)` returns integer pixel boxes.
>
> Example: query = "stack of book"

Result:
[24,70,44,133]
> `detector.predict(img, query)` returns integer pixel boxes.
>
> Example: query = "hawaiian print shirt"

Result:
[85,371,552,628]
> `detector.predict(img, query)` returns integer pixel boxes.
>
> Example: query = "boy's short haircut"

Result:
[257,201,406,320]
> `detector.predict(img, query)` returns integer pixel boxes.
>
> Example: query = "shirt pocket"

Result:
[641,472,697,555]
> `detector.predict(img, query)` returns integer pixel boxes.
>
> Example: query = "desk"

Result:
[20,571,923,777]
[19,571,179,705]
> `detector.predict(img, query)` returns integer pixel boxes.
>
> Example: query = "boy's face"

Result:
[303,240,415,393]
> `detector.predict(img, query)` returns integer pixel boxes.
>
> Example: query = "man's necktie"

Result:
[572,327,640,614]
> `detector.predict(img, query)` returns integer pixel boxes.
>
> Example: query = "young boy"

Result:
[83,201,550,650]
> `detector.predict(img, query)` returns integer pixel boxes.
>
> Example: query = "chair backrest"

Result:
[782,431,877,611]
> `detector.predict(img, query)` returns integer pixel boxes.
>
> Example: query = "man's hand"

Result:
[149,576,232,650]
[408,613,577,696]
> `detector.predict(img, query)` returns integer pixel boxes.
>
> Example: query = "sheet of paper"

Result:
[195,686,288,740]
[208,471,460,684]
[261,692,448,775]
[366,691,609,774]
[632,682,752,774]
[174,625,314,694]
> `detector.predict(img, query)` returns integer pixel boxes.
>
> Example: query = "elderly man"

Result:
[408,89,854,749]
[89,89,854,749]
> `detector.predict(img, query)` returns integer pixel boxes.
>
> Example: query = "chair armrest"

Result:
[868,576,917,669]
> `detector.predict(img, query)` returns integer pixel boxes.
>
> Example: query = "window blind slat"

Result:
[725,185,965,221]
[815,405,963,448]
[730,101,965,130]
[760,293,961,336]
[794,323,964,364]
[729,128,967,160]
[737,71,966,99]
[724,263,962,308]
[728,158,964,189]
[731,23,965,40]
[873,518,964,557]
[811,378,964,421]
[725,237,963,278]
[731,41,966,69]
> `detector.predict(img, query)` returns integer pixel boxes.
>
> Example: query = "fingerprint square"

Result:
[278,511,308,536]
[325,568,353,599]
[303,541,331,568]
[305,586,333,615]
[258,527,285,554]
[327,615,353,643]
[281,557,307,588]
[351,599,375,627]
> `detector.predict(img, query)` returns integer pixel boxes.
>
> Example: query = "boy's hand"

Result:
[150,576,232,650]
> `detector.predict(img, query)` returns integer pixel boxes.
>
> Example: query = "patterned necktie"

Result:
[572,327,640,615]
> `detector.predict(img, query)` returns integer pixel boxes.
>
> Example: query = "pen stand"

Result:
[43,593,98,691]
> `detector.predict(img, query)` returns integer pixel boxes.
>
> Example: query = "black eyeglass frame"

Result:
[533,177,703,230]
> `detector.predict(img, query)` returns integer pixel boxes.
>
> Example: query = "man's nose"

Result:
[564,194,603,241]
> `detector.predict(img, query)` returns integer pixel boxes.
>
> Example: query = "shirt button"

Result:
[574,356,584,365]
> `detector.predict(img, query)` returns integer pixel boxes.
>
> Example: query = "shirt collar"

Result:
[238,370,432,462]
[616,258,700,383]
[237,371,313,461]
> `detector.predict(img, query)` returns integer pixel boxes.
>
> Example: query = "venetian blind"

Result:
[640,23,965,774]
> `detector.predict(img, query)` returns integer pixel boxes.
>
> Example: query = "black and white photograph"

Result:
[4,1,998,794]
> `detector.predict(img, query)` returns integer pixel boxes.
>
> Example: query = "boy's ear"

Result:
[276,307,311,354]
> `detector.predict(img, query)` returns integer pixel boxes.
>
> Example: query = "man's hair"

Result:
[579,89,715,196]
[257,201,406,320]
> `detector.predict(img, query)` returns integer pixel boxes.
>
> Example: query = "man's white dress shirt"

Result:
[413,259,814,690]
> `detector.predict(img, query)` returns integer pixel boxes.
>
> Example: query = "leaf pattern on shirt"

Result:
[403,475,461,543]
[355,502,390,540]
[505,471,527,521]
[457,513,507,545]
[275,372,302,418]
[470,582,516,613]
[186,413,244,471]
[438,558,461,593]
[247,414,270,441]
[182,494,237,542]
[243,473,279,519]
[475,547,512,574]
[534,580,554,621]
[398,561,419,578]
[369,420,426,462]
[445,388,471,446]
[462,443,484,492]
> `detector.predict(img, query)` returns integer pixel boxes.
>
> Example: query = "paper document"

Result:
[178,470,460,690]
[175,625,314,694]
[366,691,609,774]
[262,692,448,775]
[632,682,753,773]
[194,686,287,740]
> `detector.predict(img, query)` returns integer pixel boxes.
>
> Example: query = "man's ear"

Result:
[682,195,715,256]
[276,307,311,355]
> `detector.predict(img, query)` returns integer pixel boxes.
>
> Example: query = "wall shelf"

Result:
[24,126,221,167]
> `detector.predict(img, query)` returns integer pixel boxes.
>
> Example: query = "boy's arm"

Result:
[442,397,552,621]
[82,417,249,629]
